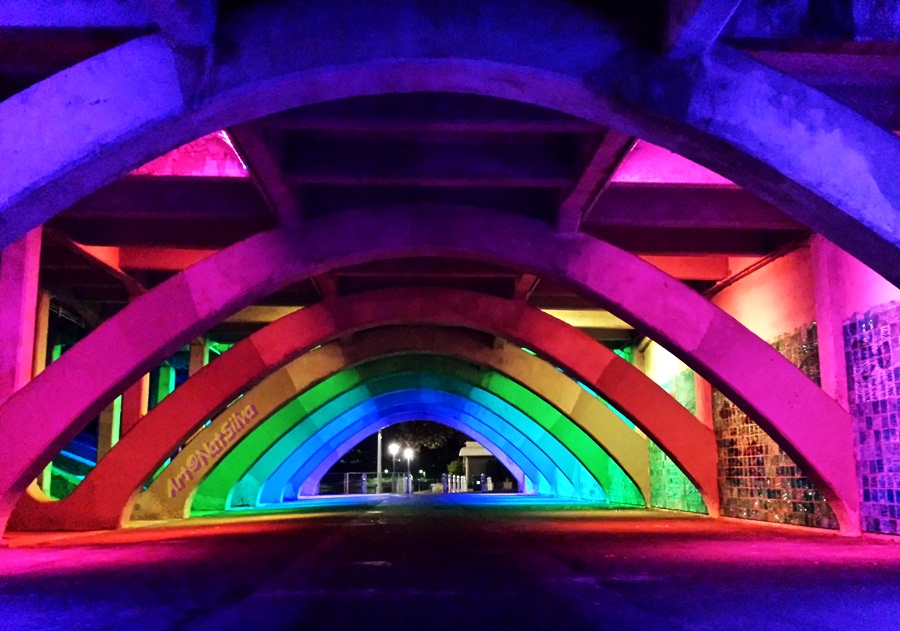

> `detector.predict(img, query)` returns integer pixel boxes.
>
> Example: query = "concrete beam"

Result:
[558,130,635,232]
[666,0,745,59]
[584,184,803,230]
[226,305,302,324]
[2,3,900,284]
[119,247,214,271]
[0,230,41,405]
[0,0,151,27]
[64,176,268,220]
[228,126,302,225]
[46,230,145,298]
[143,0,217,103]
[122,248,727,282]
[542,309,632,331]
[640,255,730,281]
[262,114,602,134]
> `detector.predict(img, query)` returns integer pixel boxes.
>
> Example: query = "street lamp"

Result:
[388,443,400,493]
[403,447,414,494]
[403,447,413,474]
[376,430,383,494]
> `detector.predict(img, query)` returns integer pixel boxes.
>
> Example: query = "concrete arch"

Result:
[299,411,533,498]
[215,408,542,515]
[271,362,644,507]
[190,404,546,518]
[0,209,854,531]
[142,358,631,519]
[248,388,604,506]
[258,395,593,505]
[9,290,703,533]
[2,1,900,282]
[241,369,617,506]
[141,348,648,520]
[153,376,585,519]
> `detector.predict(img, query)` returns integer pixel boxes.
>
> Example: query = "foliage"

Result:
[447,458,465,476]
[388,421,465,450]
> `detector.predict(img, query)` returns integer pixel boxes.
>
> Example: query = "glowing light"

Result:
[217,130,249,171]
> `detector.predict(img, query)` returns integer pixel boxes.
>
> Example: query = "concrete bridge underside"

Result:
[4,7,900,629]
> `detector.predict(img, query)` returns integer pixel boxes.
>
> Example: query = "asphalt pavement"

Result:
[3,495,900,630]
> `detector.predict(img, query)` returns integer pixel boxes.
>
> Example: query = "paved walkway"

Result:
[3,495,900,630]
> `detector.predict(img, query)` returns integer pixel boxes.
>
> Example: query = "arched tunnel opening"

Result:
[4,2,900,627]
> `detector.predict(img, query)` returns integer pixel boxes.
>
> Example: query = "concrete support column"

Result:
[810,236,854,411]
[121,375,150,436]
[32,291,50,377]
[155,364,176,406]
[694,374,714,430]
[97,397,122,460]
[0,229,41,406]
[0,231,50,495]
[33,291,53,494]
[189,338,209,376]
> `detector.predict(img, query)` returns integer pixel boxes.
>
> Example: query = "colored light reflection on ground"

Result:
[194,492,615,520]
[5,496,900,630]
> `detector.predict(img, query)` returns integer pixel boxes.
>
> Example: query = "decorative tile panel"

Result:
[650,369,706,514]
[714,324,838,529]
[844,302,900,535]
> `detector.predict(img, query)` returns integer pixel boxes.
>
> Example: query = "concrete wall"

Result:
[713,247,817,343]
[817,237,900,534]
[708,244,836,527]
[657,235,900,533]
[640,342,706,513]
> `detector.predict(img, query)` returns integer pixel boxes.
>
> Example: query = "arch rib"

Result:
[9,292,702,532]
[3,208,851,530]
[250,378,608,507]
[135,348,644,517]
[2,1,900,281]
[298,411,531,498]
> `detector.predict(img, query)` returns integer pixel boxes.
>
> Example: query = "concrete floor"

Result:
[3,495,900,630]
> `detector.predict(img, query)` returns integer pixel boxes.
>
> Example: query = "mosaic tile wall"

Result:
[714,323,838,529]
[602,454,647,507]
[650,369,707,514]
[844,302,900,535]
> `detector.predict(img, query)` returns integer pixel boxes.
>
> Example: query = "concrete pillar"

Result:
[811,237,850,411]
[806,234,900,413]
[464,457,470,490]
[694,374,714,430]
[0,229,41,405]
[188,337,210,376]
[155,364,176,406]
[0,231,50,494]
[33,291,52,494]
[97,397,122,460]
[32,291,50,376]
[121,374,150,436]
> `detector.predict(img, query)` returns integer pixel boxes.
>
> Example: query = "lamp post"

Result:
[403,447,413,494]
[388,443,399,493]
[376,430,383,494]
[403,447,413,474]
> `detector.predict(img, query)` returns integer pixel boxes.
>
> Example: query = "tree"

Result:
[387,421,466,451]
